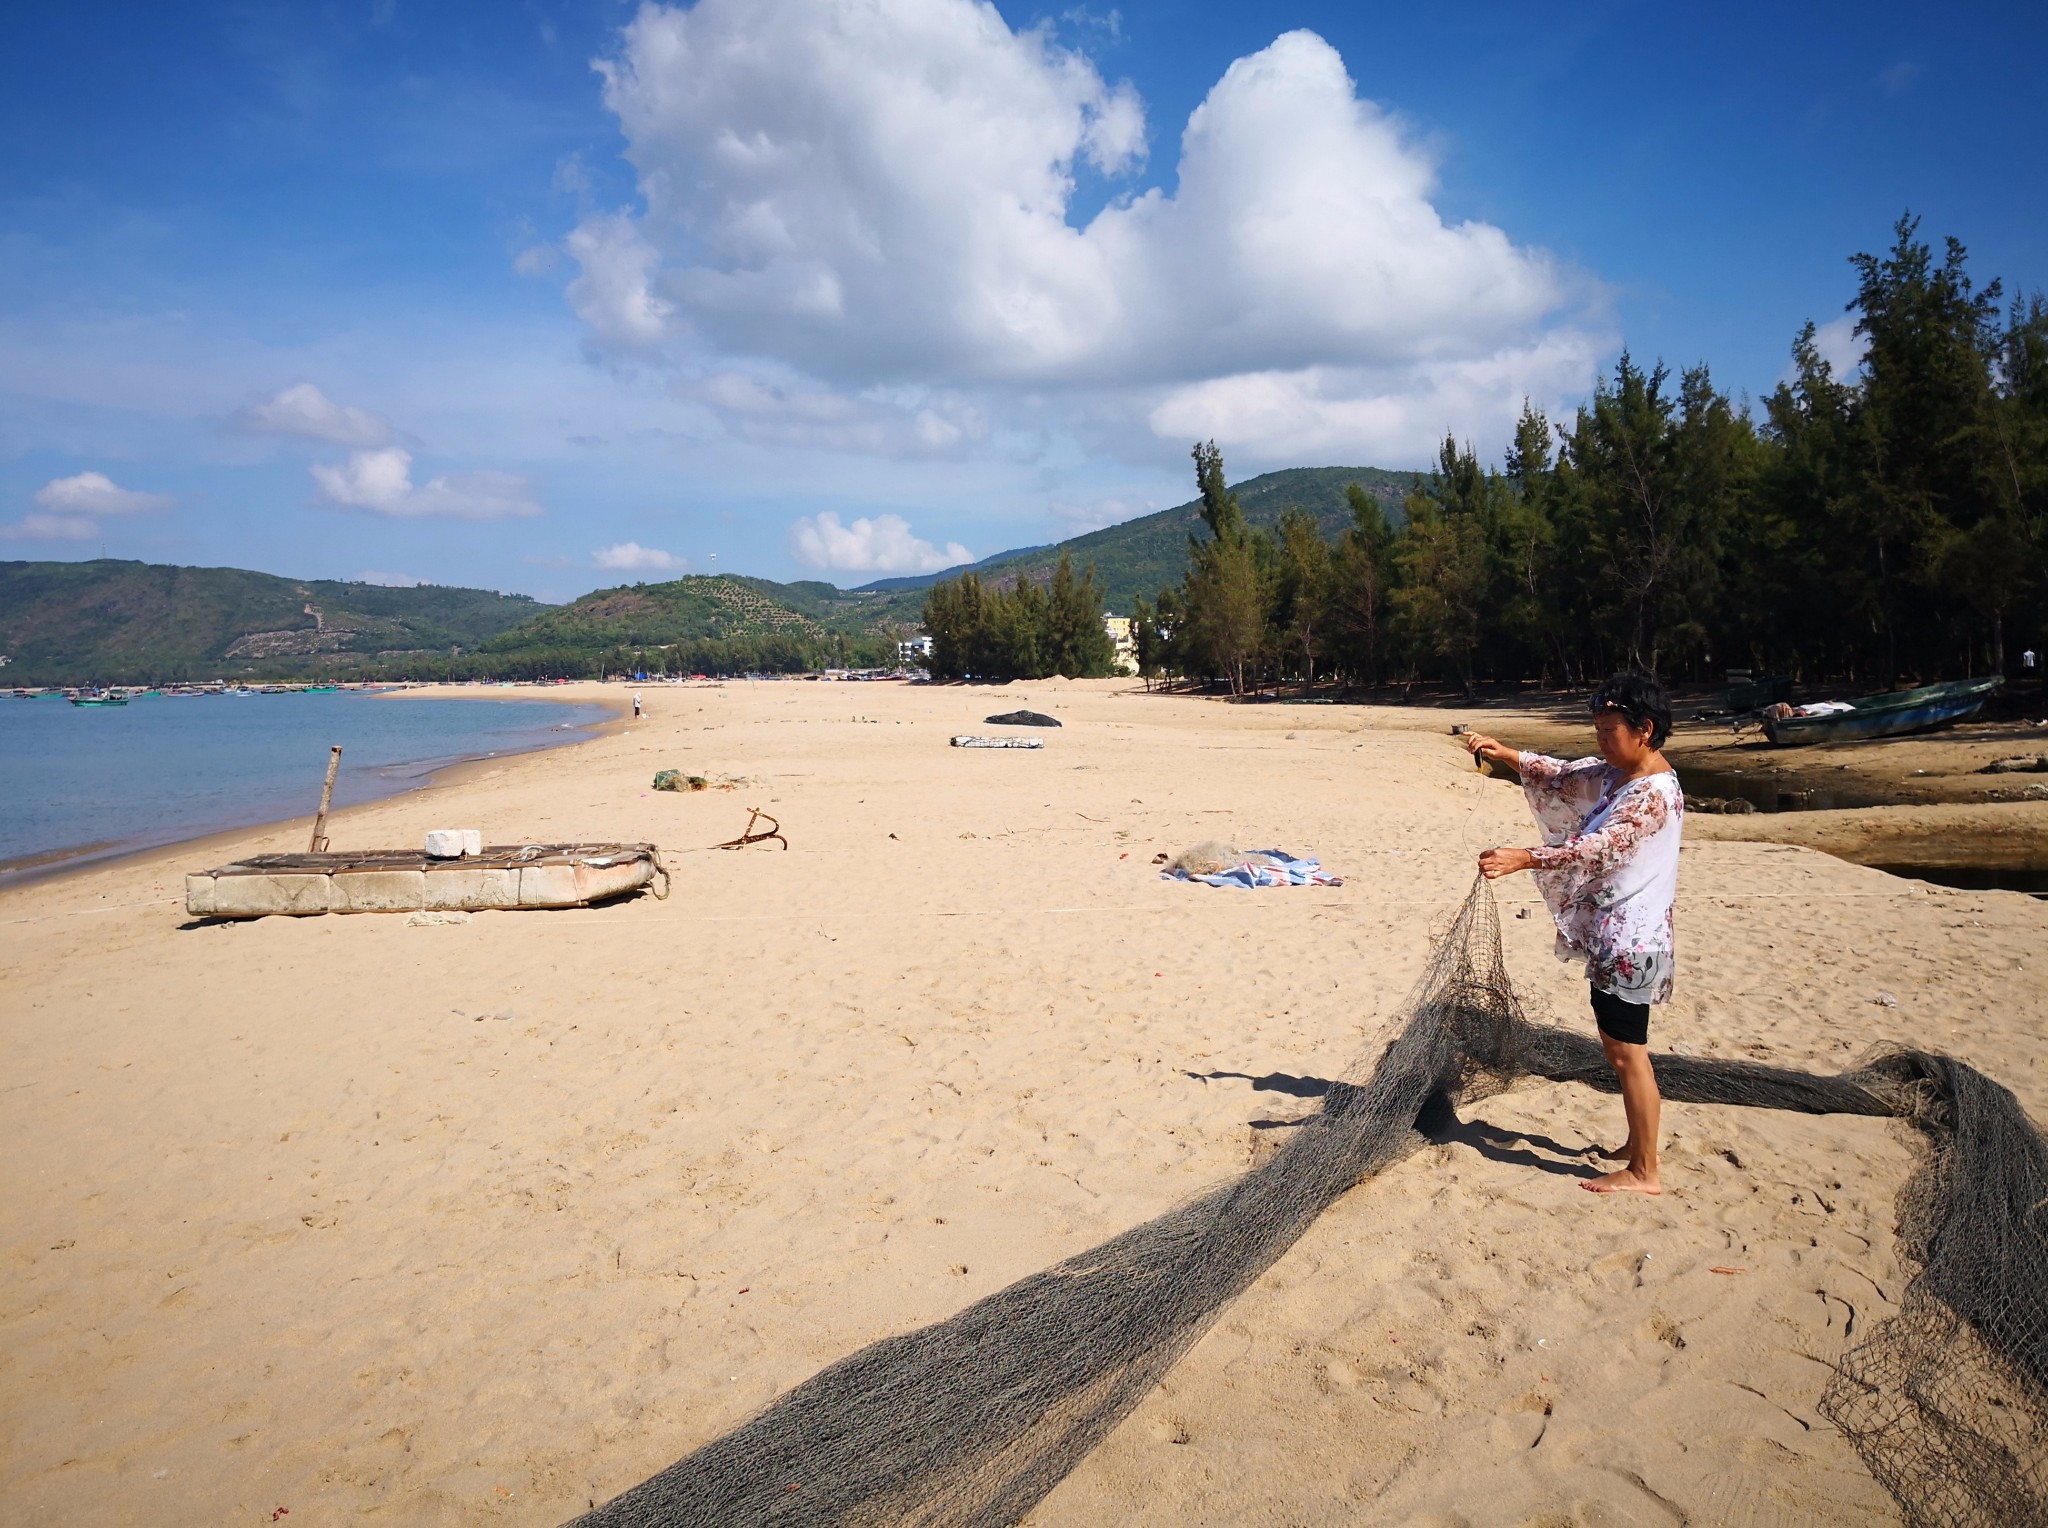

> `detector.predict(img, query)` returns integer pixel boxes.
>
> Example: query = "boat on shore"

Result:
[185,842,667,918]
[1763,675,2004,746]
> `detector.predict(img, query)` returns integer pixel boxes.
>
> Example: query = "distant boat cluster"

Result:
[8,681,364,706]
[8,672,927,708]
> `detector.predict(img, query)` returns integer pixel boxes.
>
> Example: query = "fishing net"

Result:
[570,880,2047,1528]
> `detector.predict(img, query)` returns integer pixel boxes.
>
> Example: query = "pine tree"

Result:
[1327,481,1396,687]
[1042,550,1117,678]
[1181,441,1268,693]
[1391,437,1490,693]
[1273,507,1331,688]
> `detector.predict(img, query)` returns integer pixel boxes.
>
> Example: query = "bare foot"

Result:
[1581,1167,1661,1194]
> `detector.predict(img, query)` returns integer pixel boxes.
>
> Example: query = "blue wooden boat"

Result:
[1764,676,2004,746]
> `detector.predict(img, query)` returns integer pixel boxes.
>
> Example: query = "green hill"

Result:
[473,572,914,673]
[0,560,541,684]
[482,574,827,651]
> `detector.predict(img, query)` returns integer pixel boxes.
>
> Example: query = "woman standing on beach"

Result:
[1462,673,1682,1195]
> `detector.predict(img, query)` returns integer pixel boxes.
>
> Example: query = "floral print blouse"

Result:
[1518,752,1684,1005]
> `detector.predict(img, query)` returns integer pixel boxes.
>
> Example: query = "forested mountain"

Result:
[0,560,540,684]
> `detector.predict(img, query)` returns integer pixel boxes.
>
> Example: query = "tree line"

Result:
[1129,217,2046,694]
[919,549,1120,679]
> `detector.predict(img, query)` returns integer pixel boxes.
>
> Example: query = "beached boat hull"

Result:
[186,843,665,918]
[1763,676,2004,746]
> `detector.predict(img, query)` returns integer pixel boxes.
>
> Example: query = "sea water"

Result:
[0,691,610,879]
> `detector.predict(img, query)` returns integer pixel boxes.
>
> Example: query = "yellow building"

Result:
[1102,615,1136,675]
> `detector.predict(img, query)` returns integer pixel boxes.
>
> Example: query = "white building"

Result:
[898,634,935,666]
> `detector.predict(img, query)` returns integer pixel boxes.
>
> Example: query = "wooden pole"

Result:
[310,745,342,852]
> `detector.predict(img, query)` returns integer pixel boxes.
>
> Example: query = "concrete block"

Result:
[424,829,467,859]
[331,869,427,913]
[185,874,217,917]
[207,874,334,917]
[461,829,483,856]
[423,866,522,911]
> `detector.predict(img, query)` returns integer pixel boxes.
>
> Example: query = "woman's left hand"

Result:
[1478,847,1537,879]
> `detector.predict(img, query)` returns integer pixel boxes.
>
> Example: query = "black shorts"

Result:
[1590,986,1649,1046]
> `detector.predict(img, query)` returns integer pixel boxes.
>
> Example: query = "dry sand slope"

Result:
[2,680,2043,1527]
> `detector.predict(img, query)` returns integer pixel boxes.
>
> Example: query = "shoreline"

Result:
[0,686,630,895]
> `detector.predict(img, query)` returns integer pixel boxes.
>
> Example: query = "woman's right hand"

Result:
[1461,731,1518,768]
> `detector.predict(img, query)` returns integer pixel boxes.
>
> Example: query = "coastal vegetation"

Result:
[1119,218,2047,694]
[918,550,1118,680]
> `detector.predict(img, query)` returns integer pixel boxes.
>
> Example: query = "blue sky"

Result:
[3,0,2043,600]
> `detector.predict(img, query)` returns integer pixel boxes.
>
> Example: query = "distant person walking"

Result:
[633,690,643,719]
[1462,673,1683,1194]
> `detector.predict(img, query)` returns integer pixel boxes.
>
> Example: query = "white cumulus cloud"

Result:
[234,383,394,447]
[566,211,674,351]
[690,371,986,455]
[593,541,688,571]
[310,447,542,520]
[1151,332,1602,465]
[34,470,175,514]
[570,3,1603,466]
[1811,314,1867,379]
[788,511,971,574]
[1,512,101,541]
[1048,495,1150,534]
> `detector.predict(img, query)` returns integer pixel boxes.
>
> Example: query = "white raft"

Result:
[186,843,667,919]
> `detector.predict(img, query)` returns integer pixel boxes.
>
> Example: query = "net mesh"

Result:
[571,880,2047,1528]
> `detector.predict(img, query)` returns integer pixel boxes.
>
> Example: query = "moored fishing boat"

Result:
[1763,675,2004,745]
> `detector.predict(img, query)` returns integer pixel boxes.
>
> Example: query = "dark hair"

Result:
[1590,671,1671,748]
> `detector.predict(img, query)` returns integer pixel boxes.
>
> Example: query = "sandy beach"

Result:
[3,679,2043,1526]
